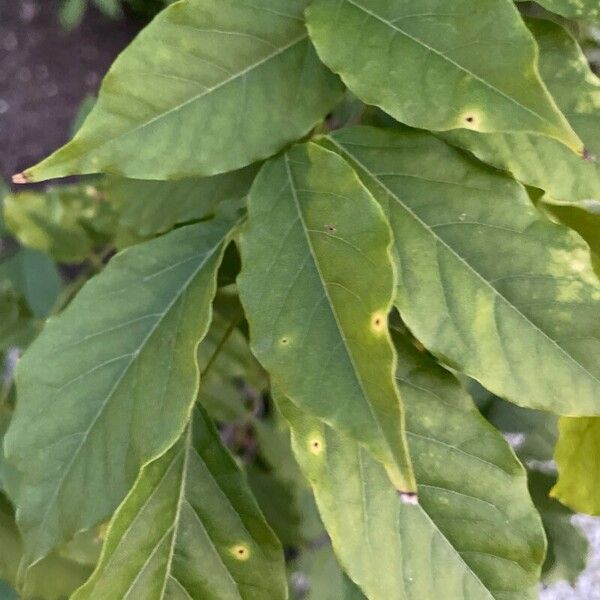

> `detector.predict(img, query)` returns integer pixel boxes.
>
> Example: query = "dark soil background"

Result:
[0,0,142,181]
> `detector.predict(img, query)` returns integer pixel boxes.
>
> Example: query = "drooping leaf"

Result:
[103,164,257,239]
[517,0,600,19]
[3,186,116,263]
[528,470,589,585]
[4,210,240,565]
[238,142,416,494]
[0,248,62,318]
[278,330,546,599]
[20,0,343,182]
[551,416,600,515]
[306,0,581,152]
[322,126,600,415]
[443,19,600,204]
[290,546,366,600]
[72,405,287,600]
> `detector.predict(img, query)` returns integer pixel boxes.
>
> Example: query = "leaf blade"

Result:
[322,126,600,415]
[306,0,581,151]
[4,212,239,564]
[21,0,343,182]
[237,142,415,493]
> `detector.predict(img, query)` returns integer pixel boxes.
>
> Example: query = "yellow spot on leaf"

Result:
[308,435,324,455]
[230,544,250,561]
[370,311,387,334]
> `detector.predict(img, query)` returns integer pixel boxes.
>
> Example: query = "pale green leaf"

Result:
[72,405,287,600]
[21,0,343,182]
[4,211,240,565]
[528,470,589,585]
[322,126,600,414]
[551,416,600,515]
[306,0,581,152]
[103,164,257,239]
[3,186,116,263]
[443,19,600,204]
[278,330,546,600]
[238,142,416,493]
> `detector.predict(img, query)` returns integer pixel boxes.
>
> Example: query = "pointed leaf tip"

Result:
[11,173,28,185]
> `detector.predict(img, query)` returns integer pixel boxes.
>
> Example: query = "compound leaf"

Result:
[551,416,600,515]
[238,142,416,493]
[278,330,546,600]
[20,0,343,182]
[4,211,240,565]
[443,20,600,205]
[72,405,287,600]
[322,126,600,415]
[306,0,581,152]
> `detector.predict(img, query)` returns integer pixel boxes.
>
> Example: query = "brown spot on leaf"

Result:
[325,224,336,233]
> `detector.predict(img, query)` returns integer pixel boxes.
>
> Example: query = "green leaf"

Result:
[72,405,287,600]
[322,126,600,415]
[20,0,343,182]
[0,248,62,318]
[443,19,600,204]
[518,0,600,19]
[103,164,257,239]
[278,330,546,600]
[551,416,600,515]
[290,546,365,600]
[238,142,416,494]
[4,210,240,565]
[528,470,588,585]
[3,186,115,263]
[306,0,581,152]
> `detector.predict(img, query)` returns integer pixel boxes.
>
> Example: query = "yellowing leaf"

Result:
[278,330,546,599]
[20,0,343,182]
[238,142,416,493]
[306,0,581,152]
[551,416,600,515]
[443,19,600,204]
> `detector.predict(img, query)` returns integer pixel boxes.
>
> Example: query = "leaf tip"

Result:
[12,172,29,185]
[582,147,596,162]
[398,491,419,505]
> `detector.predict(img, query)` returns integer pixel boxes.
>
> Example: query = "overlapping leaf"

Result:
[551,416,600,515]
[238,142,416,493]
[306,0,581,151]
[103,164,257,239]
[4,210,240,564]
[19,0,343,182]
[322,126,600,414]
[443,20,600,204]
[72,405,287,600]
[278,330,545,599]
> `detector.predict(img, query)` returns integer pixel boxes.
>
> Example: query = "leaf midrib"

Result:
[33,233,228,556]
[70,33,307,160]
[328,136,600,391]
[338,0,552,128]
[283,154,403,485]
